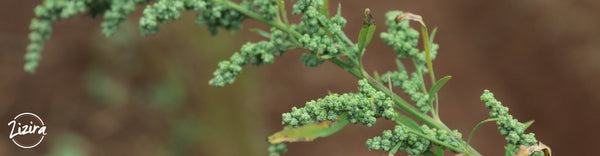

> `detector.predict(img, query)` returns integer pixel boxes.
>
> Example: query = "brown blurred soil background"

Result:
[1,0,599,155]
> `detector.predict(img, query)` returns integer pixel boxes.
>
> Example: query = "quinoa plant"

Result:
[24,0,550,155]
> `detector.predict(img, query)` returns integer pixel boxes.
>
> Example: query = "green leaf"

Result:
[374,71,381,83]
[388,141,402,156]
[428,27,438,53]
[268,115,349,144]
[436,145,444,156]
[357,24,376,53]
[250,28,271,38]
[357,8,376,54]
[365,24,376,47]
[395,59,406,72]
[336,3,341,16]
[523,120,534,130]
[428,76,452,101]
[423,150,437,156]
[319,0,329,16]
[505,144,518,156]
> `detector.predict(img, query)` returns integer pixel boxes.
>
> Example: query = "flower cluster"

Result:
[250,0,278,20]
[366,125,430,155]
[431,127,463,152]
[139,0,246,36]
[293,2,349,67]
[382,71,431,113]
[210,0,352,86]
[379,10,440,73]
[480,90,537,147]
[366,124,462,156]
[25,0,87,73]
[292,0,324,15]
[298,33,340,57]
[101,0,147,36]
[26,0,250,73]
[139,0,186,35]
[281,79,395,128]
[299,53,324,67]
[380,11,420,59]
[209,28,292,87]
[193,1,246,35]
[357,79,397,123]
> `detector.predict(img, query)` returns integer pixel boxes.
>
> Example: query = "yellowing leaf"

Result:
[268,116,349,144]
[515,142,551,156]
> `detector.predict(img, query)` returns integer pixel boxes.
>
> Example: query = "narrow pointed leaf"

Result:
[395,59,406,72]
[435,145,444,156]
[374,71,381,83]
[357,24,376,52]
[428,76,452,101]
[357,8,376,54]
[365,25,376,48]
[268,117,349,144]
[428,27,438,52]
[336,3,342,16]
[423,150,437,156]
[523,120,534,130]
[250,28,271,38]
[388,142,402,156]
[506,144,518,156]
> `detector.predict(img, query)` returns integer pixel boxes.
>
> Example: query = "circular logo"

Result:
[7,112,47,148]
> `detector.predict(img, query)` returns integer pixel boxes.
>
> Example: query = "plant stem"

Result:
[420,26,442,122]
[276,0,290,25]
[412,58,436,118]
[394,116,471,154]
[465,118,499,152]
[420,26,436,91]
[340,32,355,46]
[404,125,468,154]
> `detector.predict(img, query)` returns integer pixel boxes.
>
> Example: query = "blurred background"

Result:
[1,0,599,155]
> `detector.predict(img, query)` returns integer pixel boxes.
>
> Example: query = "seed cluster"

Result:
[209,28,292,87]
[294,1,350,68]
[140,0,247,36]
[480,90,538,149]
[382,71,431,113]
[26,0,88,73]
[380,11,420,59]
[210,0,351,86]
[102,0,147,36]
[281,79,396,128]
[26,0,262,73]
[366,125,462,156]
